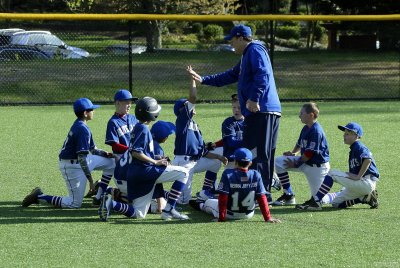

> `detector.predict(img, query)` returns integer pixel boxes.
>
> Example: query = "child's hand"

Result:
[266,218,282,223]
[283,151,295,156]
[187,65,203,83]
[219,156,228,165]
[154,159,169,166]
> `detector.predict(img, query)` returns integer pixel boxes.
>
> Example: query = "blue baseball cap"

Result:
[234,148,253,162]
[151,121,176,141]
[73,98,100,113]
[114,89,138,101]
[224,24,252,41]
[174,98,188,116]
[338,122,363,137]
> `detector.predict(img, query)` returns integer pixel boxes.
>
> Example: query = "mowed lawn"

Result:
[0,101,399,267]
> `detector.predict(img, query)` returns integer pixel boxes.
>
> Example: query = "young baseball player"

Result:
[98,97,190,221]
[189,148,281,223]
[22,98,116,209]
[297,122,379,210]
[172,66,228,204]
[272,102,330,207]
[89,89,138,204]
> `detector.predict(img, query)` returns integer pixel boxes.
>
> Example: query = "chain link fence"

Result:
[0,20,399,105]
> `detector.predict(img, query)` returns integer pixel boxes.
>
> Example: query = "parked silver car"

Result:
[0,29,89,59]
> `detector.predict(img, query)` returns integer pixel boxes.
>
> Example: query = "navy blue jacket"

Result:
[202,41,281,117]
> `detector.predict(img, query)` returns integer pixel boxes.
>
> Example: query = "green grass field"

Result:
[0,101,399,267]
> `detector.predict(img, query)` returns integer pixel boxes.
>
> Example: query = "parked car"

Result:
[104,44,147,55]
[210,44,235,52]
[0,29,89,59]
[0,28,24,46]
[0,45,50,61]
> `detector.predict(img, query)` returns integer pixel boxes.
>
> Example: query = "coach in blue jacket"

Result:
[188,24,281,200]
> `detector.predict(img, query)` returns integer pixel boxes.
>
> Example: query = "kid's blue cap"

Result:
[224,24,252,41]
[114,89,138,101]
[338,122,363,137]
[174,98,188,116]
[151,121,176,141]
[234,148,252,162]
[73,98,100,113]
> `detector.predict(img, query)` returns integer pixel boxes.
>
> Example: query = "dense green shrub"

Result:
[276,25,301,39]
[192,23,204,36]
[203,24,224,42]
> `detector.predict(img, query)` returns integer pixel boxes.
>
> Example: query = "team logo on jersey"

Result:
[310,141,316,149]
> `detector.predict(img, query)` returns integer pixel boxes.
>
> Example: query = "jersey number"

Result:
[231,191,255,210]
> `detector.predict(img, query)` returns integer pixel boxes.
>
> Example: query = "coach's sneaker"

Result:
[22,187,43,207]
[296,198,322,211]
[271,193,296,206]
[363,190,379,209]
[196,189,215,201]
[98,193,112,222]
[189,199,204,211]
[161,208,189,220]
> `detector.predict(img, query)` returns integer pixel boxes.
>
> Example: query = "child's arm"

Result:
[347,158,372,180]
[77,153,95,191]
[91,147,115,158]
[283,144,301,156]
[187,66,197,104]
[257,194,281,223]
[205,151,228,165]
[131,151,168,166]
[218,193,228,222]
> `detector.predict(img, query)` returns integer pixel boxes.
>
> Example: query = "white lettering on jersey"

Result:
[117,125,130,137]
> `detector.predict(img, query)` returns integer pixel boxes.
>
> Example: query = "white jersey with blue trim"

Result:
[105,113,138,150]
[174,101,205,159]
[59,119,95,159]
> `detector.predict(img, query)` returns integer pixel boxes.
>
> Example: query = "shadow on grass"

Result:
[0,199,101,224]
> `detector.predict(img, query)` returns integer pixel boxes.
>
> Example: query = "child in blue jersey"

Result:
[297,122,379,210]
[98,97,190,221]
[172,67,228,204]
[89,89,138,203]
[22,98,116,209]
[272,102,330,208]
[189,148,280,223]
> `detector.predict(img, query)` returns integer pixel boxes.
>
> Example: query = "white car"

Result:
[0,29,89,59]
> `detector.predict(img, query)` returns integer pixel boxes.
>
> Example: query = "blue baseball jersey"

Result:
[202,41,281,117]
[114,150,129,182]
[153,140,164,159]
[222,116,244,161]
[127,122,166,200]
[348,141,379,179]
[174,102,206,159]
[217,168,266,214]
[105,113,138,152]
[296,122,330,165]
[59,119,95,159]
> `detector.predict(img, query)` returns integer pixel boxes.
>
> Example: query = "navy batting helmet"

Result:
[174,98,188,116]
[135,97,161,122]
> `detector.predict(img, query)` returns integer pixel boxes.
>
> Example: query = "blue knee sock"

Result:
[167,181,185,208]
[113,201,136,217]
[202,171,217,191]
[38,194,62,208]
[337,198,362,209]
[277,172,293,195]
[315,175,334,202]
